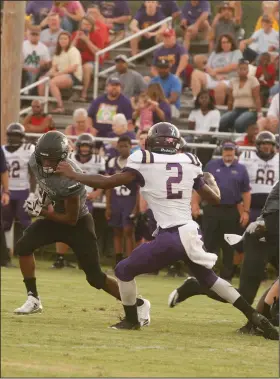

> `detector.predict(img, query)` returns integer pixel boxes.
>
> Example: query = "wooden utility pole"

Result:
[1,1,26,145]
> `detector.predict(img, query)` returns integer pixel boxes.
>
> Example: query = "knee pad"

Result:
[86,270,106,290]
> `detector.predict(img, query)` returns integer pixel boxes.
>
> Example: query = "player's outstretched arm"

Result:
[196,173,221,205]
[56,161,137,189]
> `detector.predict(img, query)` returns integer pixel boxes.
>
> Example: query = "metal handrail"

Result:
[20,76,51,115]
[93,16,172,99]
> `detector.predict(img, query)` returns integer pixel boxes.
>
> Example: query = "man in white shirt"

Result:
[40,13,64,57]
[22,26,51,87]
[258,93,279,133]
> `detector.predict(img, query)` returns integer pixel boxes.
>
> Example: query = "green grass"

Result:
[1,261,278,378]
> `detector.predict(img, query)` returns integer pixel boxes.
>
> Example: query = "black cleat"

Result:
[251,312,279,340]
[50,257,65,269]
[238,321,263,336]
[110,318,140,330]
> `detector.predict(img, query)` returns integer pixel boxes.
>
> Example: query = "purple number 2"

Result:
[166,163,183,199]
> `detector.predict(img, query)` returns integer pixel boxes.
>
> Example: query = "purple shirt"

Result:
[26,1,53,24]
[204,158,250,205]
[94,1,130,31]
[160,1,180,17]
[134,8,165,30]
[87,94,132,138]
[107,131,136,140]
[153,101,172,124]
[181,0,210,25]
[153,43,188,74]
[0,147,7,174]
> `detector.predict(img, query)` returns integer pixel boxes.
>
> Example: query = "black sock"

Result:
[177,279,204,302]
[23,278,38,298]
[233,296,254,320]
[136,298,144,307]
[123,304,139,324]
[116,254,123,265]
[262,302,271,318]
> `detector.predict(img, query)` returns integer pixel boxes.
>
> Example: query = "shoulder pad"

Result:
[185,152,202,167]
[108,157,116,168]
[129,150,154,164]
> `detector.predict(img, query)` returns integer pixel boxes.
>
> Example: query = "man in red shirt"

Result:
[235,123,259,147]
[22,100,54,134]
[72,15,106,100]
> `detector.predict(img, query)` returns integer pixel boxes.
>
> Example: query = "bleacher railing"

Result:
[93,16,173,99]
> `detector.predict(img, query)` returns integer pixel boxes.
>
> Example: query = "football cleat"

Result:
[110,318,140,330]
[168,289,179,308]
[137,298,151,326]
[250,311,279,340]
[14,294,43,315]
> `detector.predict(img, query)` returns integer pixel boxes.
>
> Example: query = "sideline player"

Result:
[14,131,150,327]
[56,122,278,338]
[52,133,105,269]
[2,123,36,251]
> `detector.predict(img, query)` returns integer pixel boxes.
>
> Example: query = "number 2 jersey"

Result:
[239,150,279,208]
[2,143,35,191]
[124,150,203,229]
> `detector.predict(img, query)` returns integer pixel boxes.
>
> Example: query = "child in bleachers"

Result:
[256,52,276,106]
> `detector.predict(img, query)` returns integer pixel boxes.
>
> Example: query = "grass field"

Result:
[1,261,279,378]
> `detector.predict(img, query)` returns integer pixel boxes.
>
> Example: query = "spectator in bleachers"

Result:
[86,4,110,49]
[151,28,188,78]
[92,1,131,44]
[38,31,83,113]
[188,90,221,132]
[146,83,172,123]
[26,0,52,25]
[209,1,242,52]
[191,33,242,105]
[72,15,106,101]
[219,59,262,133]
[151,59,182,118]
[255,1,279,31]
[258,92,279,133]
[108,55,147,99]
[43,1,85,33]
[159,1,181,20]
[40,13,64,58]
[180,0,211,51]
[132,92,154,134]
[22,100,54,133]
[87,77,133,137]
[108,114,136,140]
[65,108,96,142]
[256,52,277,106]
[131,130,149,154]
[240,15,279,63]
[22,26,51,88]
[130,1,167,57]
[235,123,259,147]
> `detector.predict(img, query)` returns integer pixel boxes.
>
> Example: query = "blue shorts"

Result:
[109,198,136,229]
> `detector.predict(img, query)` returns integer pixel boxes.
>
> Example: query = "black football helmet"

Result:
[6,123,25,147]
[179,137,188,153]
[35,131,69,177]
[145,122,181,154]
[256,131,276,159]
[75,133,95,157]
[275,134,279,150]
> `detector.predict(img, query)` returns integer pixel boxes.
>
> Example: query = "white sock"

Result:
[210,278,240,304]
[4,230,13,250]
[117,279,137,306]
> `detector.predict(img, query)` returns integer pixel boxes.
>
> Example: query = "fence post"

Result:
[44,79,49,114]
[93,55,100,100]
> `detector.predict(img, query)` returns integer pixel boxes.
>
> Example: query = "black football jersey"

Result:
[261,181,279,216]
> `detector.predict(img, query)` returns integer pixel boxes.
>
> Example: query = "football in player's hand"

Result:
[203,172,215,185]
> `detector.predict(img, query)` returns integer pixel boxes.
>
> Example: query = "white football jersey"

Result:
[68,153,106,193]
[3,143,35,191]
[126,150,203,228]
[239,150,279,194]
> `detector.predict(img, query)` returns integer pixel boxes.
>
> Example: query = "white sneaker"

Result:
[14,294,43,315]
[137,298,151,327]
[168,289,179,308]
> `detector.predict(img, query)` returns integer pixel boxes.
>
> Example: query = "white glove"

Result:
[245,220,265,234]
[23,196,43,217]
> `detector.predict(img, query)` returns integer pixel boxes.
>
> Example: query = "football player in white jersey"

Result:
[2,123,36,251]
[52,133,106,269]
[239,131,279,222]
[56,122,278,339]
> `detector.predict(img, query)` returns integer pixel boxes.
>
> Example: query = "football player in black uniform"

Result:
[14,131,150,326]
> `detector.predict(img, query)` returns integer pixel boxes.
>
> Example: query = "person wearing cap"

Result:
[240,15,279,62]
[151,59,182,118]
[180,0,211,51]
[107,55,147,99]
[209,1,242,52]
[192,141,251,281]
[87,77,133,138]
[130,1,167,57]
[151,28,188,78]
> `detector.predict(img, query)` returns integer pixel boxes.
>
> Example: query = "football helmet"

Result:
[256,131,276,159]
[145,122,181,154]
[6,123,25,147]
[35,131,69,177]
[75,133,95,157]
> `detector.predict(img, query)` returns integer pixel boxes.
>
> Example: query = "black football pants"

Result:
[15,214,106,289]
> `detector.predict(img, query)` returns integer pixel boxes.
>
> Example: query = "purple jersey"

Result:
[153,43,188,74]
[160,1,180,17]
[26,1,52,24]
[181,0,210,25]
[93,1,130,31]
[134,7,165,30]
[153,101,172,124]
[87,94,132,137]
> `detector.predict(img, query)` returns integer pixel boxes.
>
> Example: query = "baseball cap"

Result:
[107,77,121,85]
[222,141,236,150]
[115,54,129,63]
[163,28,176,37]
[156,59,170,68]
